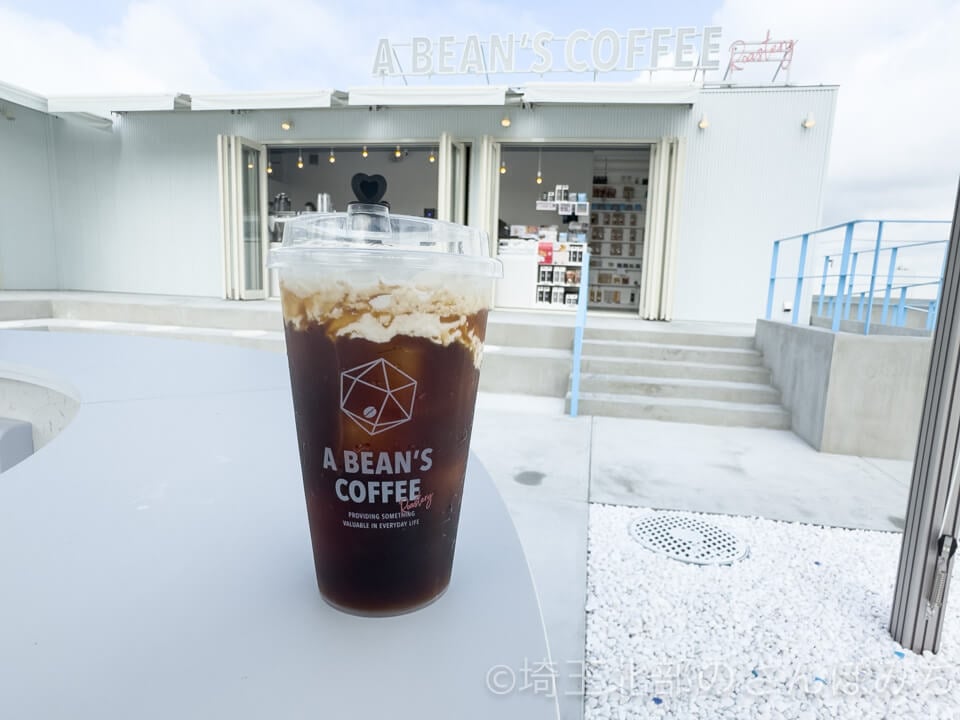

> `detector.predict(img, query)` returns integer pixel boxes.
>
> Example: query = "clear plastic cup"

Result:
[269,203,502,615]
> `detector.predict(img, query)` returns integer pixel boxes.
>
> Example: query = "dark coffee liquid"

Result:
[283,311,488,615]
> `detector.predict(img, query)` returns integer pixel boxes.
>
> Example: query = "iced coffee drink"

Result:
[271,204,500,615]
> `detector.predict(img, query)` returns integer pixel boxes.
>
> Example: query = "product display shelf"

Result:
[589,302,633,310]
[535,239,586,309]
[589,248,643,261]
[591,182,648,192]
[588,161,650,312]
[591,203,646,210]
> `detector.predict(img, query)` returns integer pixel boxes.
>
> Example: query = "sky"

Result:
[1,0,958,224]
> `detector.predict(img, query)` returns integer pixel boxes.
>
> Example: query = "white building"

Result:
[0,79,836,324]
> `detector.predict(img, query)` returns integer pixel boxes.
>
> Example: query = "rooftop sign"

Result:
[372,27,724,79]
[724,31,798,82]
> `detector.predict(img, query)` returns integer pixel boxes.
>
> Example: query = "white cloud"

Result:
[107,2,222,93]
[0,0,546,93]
[0,4,221,94]
[713,0,960,222]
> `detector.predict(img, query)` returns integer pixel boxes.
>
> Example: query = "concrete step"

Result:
[566,392,791,429]
[584,327,756,349]
[576,373,780,404]
[581,339,765,366]
[0,318,571,399]
[484,321,574,350]
[580,356,772,384]
[42,298,582,346]
[481,345,571,397]
[52,299,283,332]
[0,299,53,322]
[0,318,287,351]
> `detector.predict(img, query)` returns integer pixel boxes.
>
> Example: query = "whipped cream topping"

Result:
[280,277,490,368]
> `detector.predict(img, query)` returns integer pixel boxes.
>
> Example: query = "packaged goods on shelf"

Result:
[510,224,540,239]
[538,241,554,264]
[539,226,559,243]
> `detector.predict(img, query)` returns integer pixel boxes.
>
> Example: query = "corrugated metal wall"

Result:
[7,85,837,323]
[52,112,227,296]
[0,103,58,289]
[673,86,837,322]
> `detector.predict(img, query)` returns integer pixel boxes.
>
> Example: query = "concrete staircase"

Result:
[568,327,791,429]
[0,294,789,428]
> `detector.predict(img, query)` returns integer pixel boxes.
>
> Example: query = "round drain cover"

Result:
[629,514,748,565]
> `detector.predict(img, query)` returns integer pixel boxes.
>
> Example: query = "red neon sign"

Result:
[724,30,797,81]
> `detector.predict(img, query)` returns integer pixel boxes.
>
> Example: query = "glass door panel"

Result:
[240,144,265,296]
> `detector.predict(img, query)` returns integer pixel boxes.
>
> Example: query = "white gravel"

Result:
[585,505,960,720]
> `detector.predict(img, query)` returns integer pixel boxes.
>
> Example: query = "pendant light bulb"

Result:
[499,161,507,175]
[536,148,543,184]
[328,148,336,164]
[428,149,436,163]
[395,145,402,158]
[361,145,368,158]
[297,150,304,169]
[536,171,543,185]
[266,162,273,175]
[247,158,254,170]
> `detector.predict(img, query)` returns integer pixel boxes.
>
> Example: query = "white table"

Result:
[0,331,559,719]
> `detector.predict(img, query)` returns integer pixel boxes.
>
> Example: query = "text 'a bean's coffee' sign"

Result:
[371,27,724,79]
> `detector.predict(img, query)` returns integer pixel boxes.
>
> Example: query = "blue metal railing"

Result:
[568,247,591,417]
[765,219,951,335]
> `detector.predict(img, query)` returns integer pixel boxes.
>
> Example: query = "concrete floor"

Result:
[470,394,914,720]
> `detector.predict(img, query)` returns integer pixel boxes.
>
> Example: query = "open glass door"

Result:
[473,135,501,257]
[638,137,684,320]
[218,135,268,300]
[437,132,468,224]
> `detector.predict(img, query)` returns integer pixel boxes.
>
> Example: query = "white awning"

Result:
[0,80,48,113]
[519,82,700,105]
[46,94,192,118]
[190,90,347,111]
[347,86,513,107]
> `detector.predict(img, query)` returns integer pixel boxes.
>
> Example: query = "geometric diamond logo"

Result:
[340,358,417,435]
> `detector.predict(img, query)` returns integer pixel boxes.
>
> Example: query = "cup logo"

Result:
[340,359,417,435]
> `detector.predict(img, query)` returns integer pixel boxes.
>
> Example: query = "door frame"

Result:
[485,138,682,318]
[437,133,470,225]
[218,135,268,300]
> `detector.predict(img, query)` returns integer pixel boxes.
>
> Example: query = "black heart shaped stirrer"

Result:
[351,173,387,204]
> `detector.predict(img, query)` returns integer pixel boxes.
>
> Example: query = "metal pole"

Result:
[766,241,780,320]
[857,292,866,322]
[818,255,830,318]
[890,180,960,653]
[897,287,908,326]
[792,234,809,325]
[832,223,855,332]
[864,221,885,336]
[844,252,859,320]
[569,248,591,418]
[882,247,899,326]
